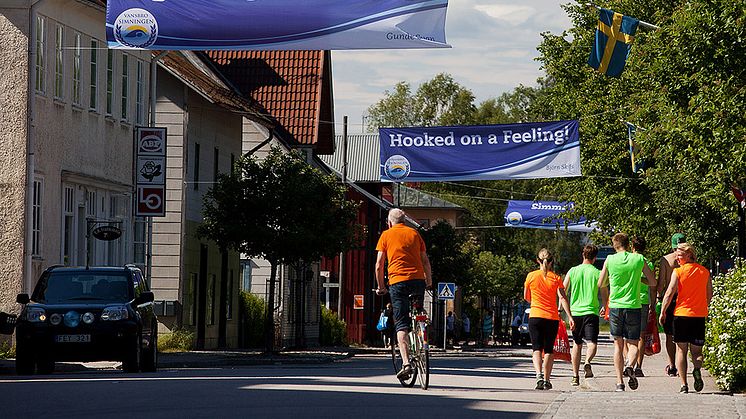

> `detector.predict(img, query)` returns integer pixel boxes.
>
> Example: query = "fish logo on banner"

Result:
[384,155,411,181]
[506,211,523,226]
[114,8,158,48]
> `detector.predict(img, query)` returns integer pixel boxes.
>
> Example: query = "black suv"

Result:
[15,265,158,374]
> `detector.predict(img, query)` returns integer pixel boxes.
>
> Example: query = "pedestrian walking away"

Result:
[563,244,601,386]
[375,208,432,381]
[462,313,471,346]
[482,309,494,346]
[658,232,687,377]
[660,242,712,394]
[511,312,522,347]
[524,248,575,391]
[599,233,656,392]
[446,311,455,346]
[630,236,656,378]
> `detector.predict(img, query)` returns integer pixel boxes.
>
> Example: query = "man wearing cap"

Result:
[658,232,687,377]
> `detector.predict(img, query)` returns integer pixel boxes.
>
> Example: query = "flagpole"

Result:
[584,3,661,30]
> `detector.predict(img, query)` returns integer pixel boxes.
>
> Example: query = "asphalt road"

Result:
[0,352,558,418]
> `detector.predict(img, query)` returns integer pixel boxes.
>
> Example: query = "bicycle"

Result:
[388,293,430,390]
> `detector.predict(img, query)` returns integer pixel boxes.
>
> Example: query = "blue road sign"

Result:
[437,282,456,300]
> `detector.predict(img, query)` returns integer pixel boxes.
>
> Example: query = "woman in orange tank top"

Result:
[523,248,574,391]
[659,243,712,393]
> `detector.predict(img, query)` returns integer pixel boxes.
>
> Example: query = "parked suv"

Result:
[15,265,158,375]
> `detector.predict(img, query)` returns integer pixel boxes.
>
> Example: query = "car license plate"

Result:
[55,334,91,343]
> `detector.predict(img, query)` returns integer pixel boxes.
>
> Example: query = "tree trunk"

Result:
[265,259,278,353]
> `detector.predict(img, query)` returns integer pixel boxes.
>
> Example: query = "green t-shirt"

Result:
[639,257,653,305]
[607,251,644,309]
[566,263,601,316]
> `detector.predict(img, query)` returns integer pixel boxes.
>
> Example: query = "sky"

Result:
[331,1,573,133]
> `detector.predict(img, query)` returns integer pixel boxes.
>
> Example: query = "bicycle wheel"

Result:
[391,332,417,387]
[414,321,430,390]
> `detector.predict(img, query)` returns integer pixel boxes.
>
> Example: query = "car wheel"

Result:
[36,355,55,375]
[141,331,158,372]
[15,345,35,375]
[122,334,141,373]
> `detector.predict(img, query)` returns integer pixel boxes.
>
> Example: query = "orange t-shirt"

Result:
[673,262,709,317]
[375,223,426,285]
[525,270,564,320]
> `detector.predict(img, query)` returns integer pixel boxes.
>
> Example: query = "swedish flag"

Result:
[588,8,640,77]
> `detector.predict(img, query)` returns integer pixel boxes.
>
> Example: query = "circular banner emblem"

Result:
[114,8,158,48]
[506,211,523,226]
[384,155,411,180]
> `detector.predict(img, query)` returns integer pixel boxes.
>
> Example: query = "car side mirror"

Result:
[138,291,155,304]
[17,294,30,304]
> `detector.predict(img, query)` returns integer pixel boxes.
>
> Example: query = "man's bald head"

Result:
[388,208,406,225]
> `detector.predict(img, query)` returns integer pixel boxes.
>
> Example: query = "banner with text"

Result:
[504,200,596,233]
[106,0,450,50]
[379,120,580,182]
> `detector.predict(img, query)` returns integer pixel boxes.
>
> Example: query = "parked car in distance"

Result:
[15,265,158,375]
[518,308,531,346]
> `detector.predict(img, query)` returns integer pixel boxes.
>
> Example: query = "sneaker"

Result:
[571,376,580,386]
[693,368,704,392]
[615,383,625,392]
[584,363,594,378]
[396,364,413,380]
[634,367,645,377]
[666,365,678,377]
[680,384,689,393]
[543,380,553,390]
[624,366,639,390]
[535,379,545,390]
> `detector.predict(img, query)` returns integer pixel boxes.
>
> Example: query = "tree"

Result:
[199,147,360,351]
[420,220,472,288]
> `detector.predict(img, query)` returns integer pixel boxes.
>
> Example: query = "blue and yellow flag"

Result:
[588,8,640,77]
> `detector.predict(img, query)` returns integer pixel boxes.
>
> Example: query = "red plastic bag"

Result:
[644,310,661,356]
[553,324,571,362]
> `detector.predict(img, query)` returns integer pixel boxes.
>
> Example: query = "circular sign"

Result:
[383,155,411,180]
[506,211,523,226]
[113,8,159,49]
[92,225,122,241]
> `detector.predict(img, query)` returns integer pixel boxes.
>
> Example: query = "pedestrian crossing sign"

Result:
[437,282,456,300]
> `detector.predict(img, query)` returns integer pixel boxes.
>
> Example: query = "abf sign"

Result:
[437,283,456,300]
[353,295,364,310]
[135,127,167,217]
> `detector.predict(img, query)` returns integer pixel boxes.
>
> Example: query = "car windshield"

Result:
[33,271,132,304]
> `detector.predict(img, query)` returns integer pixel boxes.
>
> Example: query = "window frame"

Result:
[32,178,43,257]
[136,60,144,125]
[35,15,46,93]
[89,39,98,110]
[72,32,81,106]
[106,49,114,116]
[54,23,64,99]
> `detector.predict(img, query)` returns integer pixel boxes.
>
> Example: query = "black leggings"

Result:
[528,317,559,353]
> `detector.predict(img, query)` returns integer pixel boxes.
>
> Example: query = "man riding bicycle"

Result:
[375,208,432,380]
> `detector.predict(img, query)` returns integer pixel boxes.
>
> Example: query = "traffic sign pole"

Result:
[443,302,447,351]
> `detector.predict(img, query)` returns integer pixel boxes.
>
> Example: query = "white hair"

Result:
[388,208,406,225]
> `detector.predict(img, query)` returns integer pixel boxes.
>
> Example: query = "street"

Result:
[0,338,744,418]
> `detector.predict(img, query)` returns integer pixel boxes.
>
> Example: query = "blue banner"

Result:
[379,120,581,182]
[504,201,596,233]
[106,0,450,50]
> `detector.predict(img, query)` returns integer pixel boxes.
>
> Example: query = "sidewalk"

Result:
[541,333,746,418]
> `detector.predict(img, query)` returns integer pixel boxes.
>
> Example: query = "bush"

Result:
[0,341,14,359]
[158,328,195,353]
[319,305,347,346]
[239,291,266,348]
[704,262,746,391]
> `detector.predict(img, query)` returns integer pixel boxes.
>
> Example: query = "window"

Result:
[193,143,200,190]
[72,33,81,105]
[89,39,98,110]
[136,61,144,125]
[207,274,216,325]
[62,186,75,265]
[86,190,96,217]
[240,260,252,291]
[106,50,114,115]
[133,217,146,266]
[184,273,197,326]
[54,24,63,99]
[35,15,45,93]
[213,147,219,181]
[32,179,43,257]
[121,53,128,120]
[226,270,233,320]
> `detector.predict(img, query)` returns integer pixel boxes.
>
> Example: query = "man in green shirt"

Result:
[564,244,601,386]
[599,233,656,392]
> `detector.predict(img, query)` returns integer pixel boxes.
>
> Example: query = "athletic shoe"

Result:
[634,367,645,377]
[624,366,639,390]
[584,363,594,378]
[615,383,625,392]
[693,368,704,392]
[543,380,553,390]
[680,384,689,393]
[535,379,545,390]
[666,365,678,377]
[571,376,580,386]
[396,364,413,380]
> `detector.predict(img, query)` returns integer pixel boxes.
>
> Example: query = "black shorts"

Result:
[673,316,706,346]
[662,294,677,335]
[528,317,559,353]
[571,314,599,344]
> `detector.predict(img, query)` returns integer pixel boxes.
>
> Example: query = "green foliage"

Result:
[468,251,535,300]
[420,221,472,287]
[319,305,347,346]
[704,263,746,391]
[239,291,266,348]
[157,328,195,353]
[0,341,15,359]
